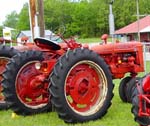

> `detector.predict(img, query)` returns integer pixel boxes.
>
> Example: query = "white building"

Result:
[16,30,53,42]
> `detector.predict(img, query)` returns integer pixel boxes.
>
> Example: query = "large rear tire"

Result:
[50,48,114,123]
[0,45,18,110]
[2,50,52,115]
[131,78,150,126]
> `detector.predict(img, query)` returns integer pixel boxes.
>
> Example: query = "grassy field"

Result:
[78,37,115,43]
[78,37,101,43]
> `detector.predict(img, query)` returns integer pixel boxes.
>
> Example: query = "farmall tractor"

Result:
[1,34,145,123]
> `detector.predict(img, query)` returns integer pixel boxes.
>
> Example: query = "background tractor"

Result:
[0,38,53,110]
[1,34,145,123]
[0,27,65,110]
[129,73,150,126]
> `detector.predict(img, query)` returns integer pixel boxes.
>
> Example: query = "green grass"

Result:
[78,37,114,44]
[78,37,101,43]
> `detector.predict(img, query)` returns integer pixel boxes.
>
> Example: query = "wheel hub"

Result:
[78,79,89,95]
[16,61,49,108]
[68,70,99,105]
[29,75,46,89]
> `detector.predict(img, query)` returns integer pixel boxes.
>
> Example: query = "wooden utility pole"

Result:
[37,0,45,37]
[29,0,45,39]
[29,0,36,40]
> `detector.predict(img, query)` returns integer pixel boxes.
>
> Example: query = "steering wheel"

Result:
[49,25,65,42]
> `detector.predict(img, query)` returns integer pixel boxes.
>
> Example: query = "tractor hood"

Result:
[90,41,143,54]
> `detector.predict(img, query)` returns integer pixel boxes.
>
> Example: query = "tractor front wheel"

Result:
[2,50,52,115]
[50,48,114,123]
[119,76,131,102]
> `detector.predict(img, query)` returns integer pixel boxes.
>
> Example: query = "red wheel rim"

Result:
[65,60,108,116]
[0,57,10,102]
[16,61,49,109]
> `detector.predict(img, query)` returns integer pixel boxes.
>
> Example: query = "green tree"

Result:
[3,0,150,38]
[0,26,3,37]
[113,0,136,30]
[91,0,109,36]
[16,3,30,30]
[44,0,73,32]
[139,0,150,16]
[3,11,18,29]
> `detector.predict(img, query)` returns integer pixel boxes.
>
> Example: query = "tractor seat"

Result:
[34,37,61,50]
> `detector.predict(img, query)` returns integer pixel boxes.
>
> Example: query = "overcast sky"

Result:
[0,0,28,25]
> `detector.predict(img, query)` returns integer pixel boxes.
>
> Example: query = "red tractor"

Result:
[129,74,150,126]
[1,35,144,123]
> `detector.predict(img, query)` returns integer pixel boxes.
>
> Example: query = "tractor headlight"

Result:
[35,62,41,70]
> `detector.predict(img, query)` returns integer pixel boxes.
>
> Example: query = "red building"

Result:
[115,16,150,42]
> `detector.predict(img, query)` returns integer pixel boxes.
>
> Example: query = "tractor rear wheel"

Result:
[119,76,131,102]
[2,50,52,115]
[0,45,18,110]
[50,48,114,123]
[131,83,150,126]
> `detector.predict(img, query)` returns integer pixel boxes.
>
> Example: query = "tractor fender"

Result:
[34,37,61,50]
